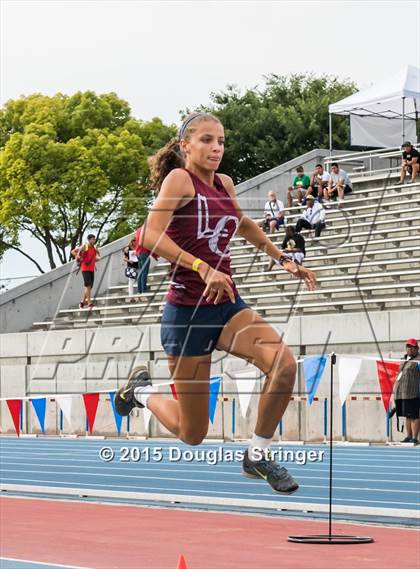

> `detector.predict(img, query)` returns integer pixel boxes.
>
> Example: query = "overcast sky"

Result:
[1,0,419,285]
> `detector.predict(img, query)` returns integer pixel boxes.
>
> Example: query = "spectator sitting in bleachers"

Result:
[261,191,285,233]
[123,237,139,301]
[287,166,311,207]
[306,163,330,204]
[267,225,306,271]
[295,195,326,238]
[324,162,353,208]
[396,141,419,185]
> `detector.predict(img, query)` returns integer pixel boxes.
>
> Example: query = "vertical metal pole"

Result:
[402,97,406,144]
[221,392,225,442]
[341,402,347,441]
[27,399,31,435]
[323,397,328,442]
[231,399,236,438]
[329,113,333,155]
[328,353,336,540]
[386,411,391,443]
[279,418,283,440]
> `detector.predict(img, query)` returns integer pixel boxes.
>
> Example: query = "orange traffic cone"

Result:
[177,554,188,569]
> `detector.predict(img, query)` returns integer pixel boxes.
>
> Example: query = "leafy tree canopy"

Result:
[0,91,176,271]
[188,73,357,183]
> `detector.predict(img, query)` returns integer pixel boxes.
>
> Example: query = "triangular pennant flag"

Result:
[170,383,178,400]
[235,371,258,418]
[109,391,123,434]
[56,396,74,427]
[143,407,152,430]
[31,398,46,433]
[303,356,327,405]
[6,399,22,436]
[376,360,400,411]
[177,554,188,569]
[209,376,222,424]
[83,393,100,434]
[338,357,362,405]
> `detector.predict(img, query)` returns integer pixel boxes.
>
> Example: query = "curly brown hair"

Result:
[149,112,222,193]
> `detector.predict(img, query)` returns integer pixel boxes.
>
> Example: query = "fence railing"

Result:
[324,144,420,177]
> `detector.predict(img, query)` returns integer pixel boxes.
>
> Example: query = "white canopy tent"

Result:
[329,65,420,149]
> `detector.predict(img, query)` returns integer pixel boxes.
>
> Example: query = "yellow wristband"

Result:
[192,258,203,272]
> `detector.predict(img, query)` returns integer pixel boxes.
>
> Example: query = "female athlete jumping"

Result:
[115,112,317,493]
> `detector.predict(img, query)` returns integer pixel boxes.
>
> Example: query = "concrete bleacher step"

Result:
[75,268,420,314]
[229,218,420,252]
[257,295,420,316]
[146,210,420,268]
[65,251,420,313]
[44,261,420,328]
[229,242,419,271]
[131,222,420,285]
[57,277,420,320]
[34,293,420,330]
[267,183,420,224]
[30,176,420,330]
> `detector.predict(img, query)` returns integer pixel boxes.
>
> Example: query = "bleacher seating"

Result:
[32,173,420,330]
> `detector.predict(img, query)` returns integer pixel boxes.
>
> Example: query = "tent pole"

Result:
[402,97,406,144]
[329,113,332,155]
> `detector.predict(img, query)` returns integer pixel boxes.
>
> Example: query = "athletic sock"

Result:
[248,433,272,462]
[134,385,156,408]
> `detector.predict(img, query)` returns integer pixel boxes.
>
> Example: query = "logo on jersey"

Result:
[197,194,238,257]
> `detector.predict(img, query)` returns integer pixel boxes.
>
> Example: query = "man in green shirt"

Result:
[287,166,311,207]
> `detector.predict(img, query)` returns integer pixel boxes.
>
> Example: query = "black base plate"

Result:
[288,534,374,544]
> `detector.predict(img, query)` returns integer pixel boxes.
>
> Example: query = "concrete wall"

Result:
[1,309,419,442]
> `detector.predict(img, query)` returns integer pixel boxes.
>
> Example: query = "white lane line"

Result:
[0,445,420,468]
[1,483,419,518]
[2,477,418,507]
[0,557,92,568]
[1,441,418,457]
[1,461,419,485]
[1,469,419,496]
[2,441,418,456]
[0,453,420,474]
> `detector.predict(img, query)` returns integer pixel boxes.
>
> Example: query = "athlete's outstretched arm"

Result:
[142,168,236,303]
[219,174,317,291]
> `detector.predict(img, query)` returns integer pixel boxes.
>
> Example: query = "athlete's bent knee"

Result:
[271,354,297,390]
[180,429,208,446]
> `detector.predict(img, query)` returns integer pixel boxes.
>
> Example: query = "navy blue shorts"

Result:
[161,295,250,356]
[264,217,284,231]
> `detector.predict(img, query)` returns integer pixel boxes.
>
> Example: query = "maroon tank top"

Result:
[165,169,240,305]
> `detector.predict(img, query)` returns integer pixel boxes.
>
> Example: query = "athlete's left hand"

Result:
[282,260,317,291]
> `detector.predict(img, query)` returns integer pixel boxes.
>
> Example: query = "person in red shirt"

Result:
[71,234,101,310]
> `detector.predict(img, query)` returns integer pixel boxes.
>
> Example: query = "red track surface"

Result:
[1,497,419,569]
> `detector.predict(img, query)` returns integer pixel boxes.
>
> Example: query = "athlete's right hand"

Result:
[198,263,236,304]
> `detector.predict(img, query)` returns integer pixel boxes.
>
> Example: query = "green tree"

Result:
[0,92,176,272]
[191,74,356,183]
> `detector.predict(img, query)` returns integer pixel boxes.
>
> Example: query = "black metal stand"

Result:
[288,353,374,545]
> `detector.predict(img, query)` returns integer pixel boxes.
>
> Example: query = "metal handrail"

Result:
[324,144,420,175]
[349,166,400,179]
[324,144,420,165]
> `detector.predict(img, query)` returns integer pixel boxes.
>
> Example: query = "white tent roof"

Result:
[329,65,420,119]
